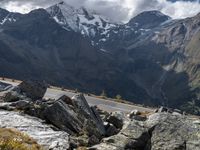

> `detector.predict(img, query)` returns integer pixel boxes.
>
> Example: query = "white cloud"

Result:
[0,0,200,22]
[3,1,41,13]
[158,0,200,19]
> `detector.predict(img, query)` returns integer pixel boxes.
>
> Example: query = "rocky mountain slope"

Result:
[0,1,200,114]
[0,81,199,150]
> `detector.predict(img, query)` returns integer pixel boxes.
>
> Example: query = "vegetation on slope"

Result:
[0,128,42,150]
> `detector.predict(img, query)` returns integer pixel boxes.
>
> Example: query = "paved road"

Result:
[0,80,153,113]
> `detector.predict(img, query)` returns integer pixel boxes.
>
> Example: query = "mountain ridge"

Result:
[0,3,200,114]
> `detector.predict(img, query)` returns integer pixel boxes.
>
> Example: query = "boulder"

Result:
[172,111,182,116]
[1,91,20,102]
[10,99,31,109]
[0,82,12,92]
[91,113,200,150]
[43,95,84,134]
[128,110,147,121]
[148,113,200,150]
[104,123,119,137]
[42,94,105,146]
[0,85,32,103]
[131,115,147,121]
[106,111,125,129]
[91,120,151,150]
[129,109,141,118]
[72,94,105,135]
[18,80,47,100]
[95,106,110,121]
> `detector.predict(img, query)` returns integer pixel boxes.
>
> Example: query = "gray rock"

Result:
[1,91,20,102]
[147,113,200,150]
[0,82,12,92]
[96,107,110,121]
[0,102,15,111]
[18,80,47,100]
[128,110,147,121]
[72,94,105,135]
[43,95,84,134]
[172,111,182,116]
[128,109,141,118]
[92,120,151,150]
[0,90,106,147]
[104,123,119,137]
[88,135,100,146]
[174,109,182,114]
[0,110,69,150]
[158,106,168,113]
[10,99,30,109]
[91,113,200,150]
[42,94,105,146]
[131,115,147,121]
[106,111,125,129]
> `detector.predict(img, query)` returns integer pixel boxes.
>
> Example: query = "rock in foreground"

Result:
[0,81,200,150]
[0,81,105,147]
[91,113,200,150]
[18,80,47,100]
[0,110,69,150]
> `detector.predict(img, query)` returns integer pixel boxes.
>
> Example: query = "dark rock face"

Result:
[72,94,105,135]
[43,95,105,139]
[128,10,171,29]
[18,81,47,100]
[43,96,83,134]
[106,112,124,129]
[104,123,119,137]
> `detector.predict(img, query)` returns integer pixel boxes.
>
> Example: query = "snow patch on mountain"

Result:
[46,2,117,38]
[0,13,17,25]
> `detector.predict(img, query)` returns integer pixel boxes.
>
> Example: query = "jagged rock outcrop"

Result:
[0,82,105,147]
[42,94,105,146]
[72,94,105,135]
[91,113,200,150]
[0,81,200,150]
[92,119,151,150]
[147,113,200,150]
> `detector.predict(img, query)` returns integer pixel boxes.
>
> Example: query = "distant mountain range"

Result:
[0,1,200,114]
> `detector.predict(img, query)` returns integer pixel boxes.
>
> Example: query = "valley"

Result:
[0,1,200,114]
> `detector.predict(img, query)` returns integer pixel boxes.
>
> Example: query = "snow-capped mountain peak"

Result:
[46,3,172,51]
[46,2,80,31]
[46,1,117,37]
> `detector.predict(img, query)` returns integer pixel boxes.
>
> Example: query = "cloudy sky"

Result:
[0,0,200,22]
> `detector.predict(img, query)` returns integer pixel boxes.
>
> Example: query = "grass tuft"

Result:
[0,128,42,150]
